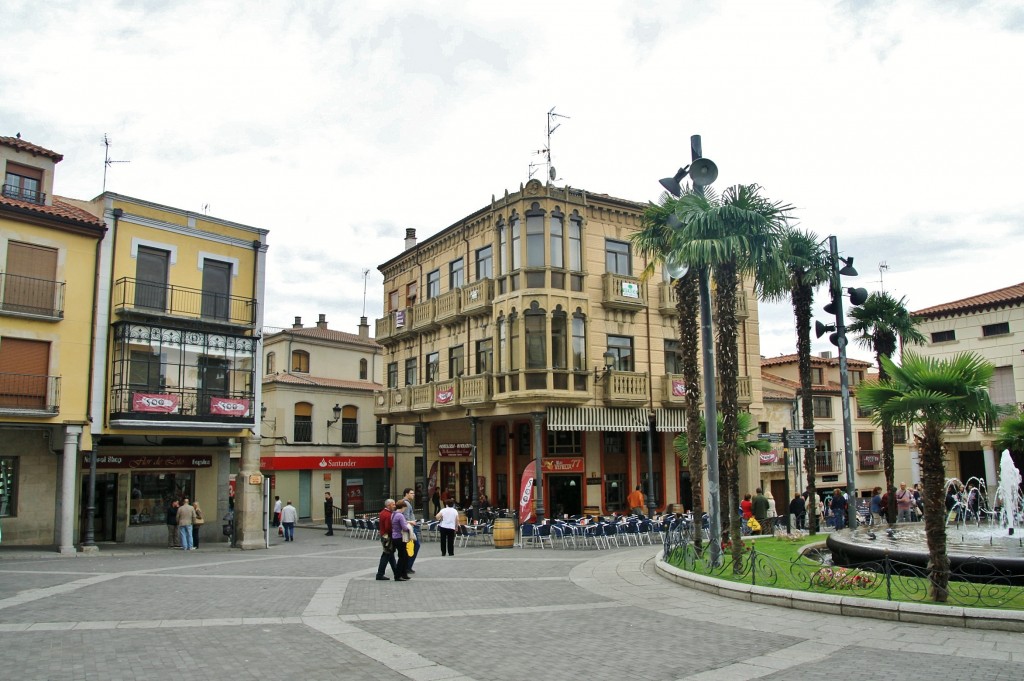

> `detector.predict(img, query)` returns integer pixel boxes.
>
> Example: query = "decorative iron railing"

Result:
[0,272,65,318]
[2,183,46,205]
[112,277,257,326]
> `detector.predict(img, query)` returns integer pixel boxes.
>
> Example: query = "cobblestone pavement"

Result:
[2,528,1023,680]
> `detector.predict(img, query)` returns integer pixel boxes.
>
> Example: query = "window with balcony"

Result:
[130,349,165,391]
[405,282,417,307]
[476,338,492,374]
[266,352,275,374]
[449,258,464,290]
[200,258,231,321]
[607,335,633,371]
[387,362,398,388]
[405,358,417,385]
[425,352,439,382]
[449,345,464,379]
[291,350,309,373]
[294,402,312,442]
[389,289,400,311]
[341,405,358,443]
[665,340,681,374]
[198,357,229,414]
[3,163,43,204]
[812,396,832,418]
[983,322,1010,337]
[359,358,368,380]
[0,457,17,517]
[135,246,169,312]
[476,245,493,280]
[0,337,51,410]
[2,241,60,316]
[605,240,631,276]
[931,329,955,343]
[426,270,440,299]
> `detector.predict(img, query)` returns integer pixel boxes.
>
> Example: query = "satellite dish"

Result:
[549,166,557,180]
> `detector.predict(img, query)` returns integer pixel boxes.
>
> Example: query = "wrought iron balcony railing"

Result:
[0,272,65,318]
[0,372,60,413]
[112,277,257,326]
[2,183,46,205]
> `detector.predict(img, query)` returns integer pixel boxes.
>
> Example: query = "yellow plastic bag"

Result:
[747,517,761,532]
[406,540,416,557]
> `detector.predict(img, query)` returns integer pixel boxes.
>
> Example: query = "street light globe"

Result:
[665,253,688,279]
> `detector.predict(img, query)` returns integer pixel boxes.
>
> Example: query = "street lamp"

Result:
[326,404,342,443]
[660,133,723,566]
[594,350,615,382]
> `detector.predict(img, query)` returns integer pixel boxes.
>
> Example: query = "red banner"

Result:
[426,460,439,502]
[671,379,687,397]
[209,396,251,416]
[518,460,536,524]
[435,386,454,404]
[759,451,779,465]
[259,455,393,470]
[132,392,180,413]
[540,457,585,473]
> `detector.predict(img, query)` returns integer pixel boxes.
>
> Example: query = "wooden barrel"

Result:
[671,504,686,515]
[458,511,468,527]
[493,517,515,549]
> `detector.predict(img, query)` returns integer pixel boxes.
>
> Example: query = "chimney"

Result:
[404,228,417,250]
[292,316,302,329]
[317,314,328,330]
[358,316,370,339]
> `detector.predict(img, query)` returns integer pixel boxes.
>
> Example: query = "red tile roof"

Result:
[761,371,844,396]
[912,282,1024,319]
[0,194,106,232]
[0,135,63,161]
[761,353,870,368]
[264,326,380,348]
[263,373,382,391]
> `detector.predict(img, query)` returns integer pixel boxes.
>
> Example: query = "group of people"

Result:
[164,496,205,550]
[271,496,299,540]
[375,487,463,581]
[867,482,926,525]
[739,488,776,533]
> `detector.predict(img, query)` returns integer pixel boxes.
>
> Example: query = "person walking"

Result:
[165,499,180,548]
[177,497,196,550]
[830,488,848,530]
[627,485,645,516]
[280,500,298,541]
[191,500,205,548]
[895,482,914,523]
[789,492,806,531]
[391,499,412,581]
[436,499,459,556]
[751,488,770,534]
[869,487,883,526]
[324,492,335,536]
[402,487,421,574]
[272,496,282,527]
[376,499,399,580]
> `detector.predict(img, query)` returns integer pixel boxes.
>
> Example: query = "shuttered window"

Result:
[4,242,58,315]
[135,246,169,311]
[0,338,50,408]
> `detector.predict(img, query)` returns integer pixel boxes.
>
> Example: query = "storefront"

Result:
[259,454,393,517]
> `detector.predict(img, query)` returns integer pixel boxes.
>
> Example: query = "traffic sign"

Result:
[784,429,816,449]
[758,433,783,443]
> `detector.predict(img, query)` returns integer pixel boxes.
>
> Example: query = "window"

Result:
[572,314,586,371]
[982,322,1010,337]
[3,241,59,316]
[426,270,440,299]
[568,213,582,271]
[497,219,507,276]
[812,396,833,419]
[551,310,567,370]
[509,311,520,371]
[476,338,492,374]
[476,246,493,280]
[341,405,358,443]
[449,345,464,379]
[135,246,169,311]
[449,258,465,290]
[387,362,398,388]
[414,424,424,445]
[849,370,863,385]
[525,306,546,369]
[0,457,17,517]
[526,205,545,267]
[200,259,231,321]
[405,358,418,385]
[359,358,368,380]
[510,213,521,270]
[291,350,310,373]
[198,356,229,412]
[389,289,400,311]
[812,367,824,384]
[425,352,439,382]
[3,162,43,204]
[856,400,873,418]
[893,426,907,445]
[0,337,50,409]
[607,335,633,371]
[665,340,682,374]
[605,240,631,276]
[294,402,313,442]
[931,330,955,343]
[547,431,582,456]
[128,471,193,525]
[129,350,164,390]
[265,352,275,374]
[405,282,417,306]
[989,366,1015,405]
[550,209,564,269]
[497,315,507,374]
[758,421,770,434]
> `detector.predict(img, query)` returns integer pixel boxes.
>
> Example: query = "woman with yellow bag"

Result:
[391,499,414,581]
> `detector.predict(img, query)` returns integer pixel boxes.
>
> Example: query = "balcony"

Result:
[388,387,411,414]
[735,292,749,319]
[601,273,646,311]
[658,282,678,315]
[2,183,46,205]
[662,374,689,405]
[459,374,493,405]
[112,278,257,327]
[815,451,844,473]
[433,289,463,324]
[857,450,882,471]
[410,384,434,412]
[411,298,438,332]
[108,387,254,425]
[373,390,389,417]
[0,372,60,414]
[0,273,65,319]
[431,379,460,410]
[716,376,752,404]
[461,279,494,316]
[602,371,648,405]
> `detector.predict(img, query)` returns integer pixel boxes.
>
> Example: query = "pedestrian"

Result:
[192,500,205,548]
[280,500,297,541]
[391,499,412,581]
[324,492,335,535]
[627,485,645,515]
[789,492,806,531]
[273,496,282,527]
[831,488,848,530]
[751,488,770,533]
[376,499,399,580]
[740,493,753,520]
[869,487,883,526]
[896,482,914,523]
[431,489,441,516]
[177,497,196,550]
[402,487,421,574]
[436,499,459,556]
[165,498,180,548]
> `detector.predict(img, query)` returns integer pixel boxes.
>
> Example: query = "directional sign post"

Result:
[784,429,816,450]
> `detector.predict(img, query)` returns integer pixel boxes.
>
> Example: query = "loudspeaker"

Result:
[815,320,831,338]
[849,287,869,306]
[688,158,719,185]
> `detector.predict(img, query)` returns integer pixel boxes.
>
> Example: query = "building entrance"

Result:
[80,473,118,542]
[547,474,582,518]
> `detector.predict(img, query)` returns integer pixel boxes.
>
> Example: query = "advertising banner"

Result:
[518,460,536,524]
[132,392,180,413]
[426,460,439,502]
[209,396,250,416]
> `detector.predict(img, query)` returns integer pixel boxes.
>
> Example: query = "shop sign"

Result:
[209,396,251,416]
[132,392,180,413]
[438,443,472,457]
[259,455,392,471]
[248,473,264,485]
[82,454,213,469]
[539,457,584,473]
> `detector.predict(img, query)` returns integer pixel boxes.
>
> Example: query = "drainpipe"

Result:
[642,253,657,515]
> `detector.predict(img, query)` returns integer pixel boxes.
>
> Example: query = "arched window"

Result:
[525,203,545,267]
[524,302,546,389]
[569,211,584,292]
[551,306,568,390]
[509,211,521,273]
[265,351,275,375]
[359,358,368,380]
[572,310,588,391]
[294,402,312,442]
[550,207,564,269]
[291,349,310,373]
[341,405,358,443]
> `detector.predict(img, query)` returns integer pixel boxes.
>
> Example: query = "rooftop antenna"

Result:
[361,268,370,317]
[530,106,570,184]
[878,261,889,293]
[201,203,211,215]
[102,134,130,193]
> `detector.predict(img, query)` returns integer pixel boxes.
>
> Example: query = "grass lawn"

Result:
[664,534,1024,611]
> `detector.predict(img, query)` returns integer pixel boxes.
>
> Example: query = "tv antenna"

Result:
[530,106,570,184]
[878,261,889,292]
[102,134,130,192]
[361,268,371,317]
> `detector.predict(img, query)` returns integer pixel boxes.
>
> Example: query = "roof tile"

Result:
[913,282,1024,318]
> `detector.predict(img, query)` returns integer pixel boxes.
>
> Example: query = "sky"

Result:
[3,0,1023,364]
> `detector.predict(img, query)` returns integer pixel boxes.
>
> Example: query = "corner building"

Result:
[374,179,764,518]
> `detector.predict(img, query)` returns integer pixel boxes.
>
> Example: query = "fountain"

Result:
[827,450,1024,584]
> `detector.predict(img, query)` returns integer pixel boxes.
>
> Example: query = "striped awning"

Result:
[546,406,649,432]
[654,408,686,433]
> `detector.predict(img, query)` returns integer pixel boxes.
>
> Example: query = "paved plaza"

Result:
[1,527,1023,681]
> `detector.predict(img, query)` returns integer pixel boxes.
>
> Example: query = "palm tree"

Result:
[848,292,926,524]
[759,227,832,534]
[994,409,1024,453]
[857,351,1000,602]
[673,411,771,467]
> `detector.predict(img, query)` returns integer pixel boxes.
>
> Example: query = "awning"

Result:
[546,406,649,432]
[654,408,686,433]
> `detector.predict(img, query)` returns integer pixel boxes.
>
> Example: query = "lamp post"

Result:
[326,403,341,443]
[660,134,722,566]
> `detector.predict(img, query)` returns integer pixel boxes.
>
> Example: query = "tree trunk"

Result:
[793,279,817,534]
[919,423,950,602]
[714,262,743,571]
[877,347,897,526]
[676,272,703,551]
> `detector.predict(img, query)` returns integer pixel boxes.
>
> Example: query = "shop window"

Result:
[294,402,313,442]
[128,471,193,525]
[291,349,310,373]
[605,473,625,510]
[0,457,17,517]
[359,358,368,380]
[341,405,358,444]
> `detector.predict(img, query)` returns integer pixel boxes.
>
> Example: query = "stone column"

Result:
[982,439,998,505]
[58,426,83,555]
[235,435,266,550]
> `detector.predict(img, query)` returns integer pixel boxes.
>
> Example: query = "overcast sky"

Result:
[4,0,1022,364]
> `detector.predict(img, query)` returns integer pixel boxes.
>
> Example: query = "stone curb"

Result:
[654,550,1024,632]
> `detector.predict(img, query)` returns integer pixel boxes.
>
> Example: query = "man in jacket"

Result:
[376,499,398,580]
[751,488,771,532]
[324,492,334,536]
[166,499,180,548]
[176,497,196,550]
[280,500,298,541]
[402,487,421,573]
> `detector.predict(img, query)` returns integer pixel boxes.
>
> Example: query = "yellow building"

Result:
[75,191,268,545]
[374,179,764,519]
[0,135,106,551]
